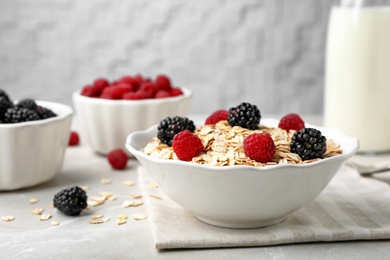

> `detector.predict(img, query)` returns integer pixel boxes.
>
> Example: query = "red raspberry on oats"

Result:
[107,149,129,170]
[172,130,204,161]
[205,109,229,125]
[243,133,275,163]
[278,113,305,131]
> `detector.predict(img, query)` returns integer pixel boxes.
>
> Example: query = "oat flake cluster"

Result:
[143,120,343,167]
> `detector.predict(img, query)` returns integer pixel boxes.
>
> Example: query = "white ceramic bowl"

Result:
[126,119,359,229]
[72,88,192,155]
[0,101,73,191]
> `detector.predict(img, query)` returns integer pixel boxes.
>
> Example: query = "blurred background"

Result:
[0,0,337,115]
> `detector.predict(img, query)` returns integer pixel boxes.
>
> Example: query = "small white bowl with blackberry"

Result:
[126,102,359,229]
[0,90,73,190]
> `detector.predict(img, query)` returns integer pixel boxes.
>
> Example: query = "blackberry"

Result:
[36,105,57,119]
[3,105,40,123]
[290,128,327,161]
[53,186,88,216]
[157,116,196,146]
[227,102,261,130]
[0,97,13,123]
[0,89,11,101]
[17,98,38,111]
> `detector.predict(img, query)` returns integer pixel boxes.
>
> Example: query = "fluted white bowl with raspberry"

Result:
[73,87,192,155]
[126,119,359,229]
[0,101,73,190]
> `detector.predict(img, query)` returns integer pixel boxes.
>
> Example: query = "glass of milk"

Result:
[324,0,390,153]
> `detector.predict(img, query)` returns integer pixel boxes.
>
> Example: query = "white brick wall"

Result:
[0,0,335,115]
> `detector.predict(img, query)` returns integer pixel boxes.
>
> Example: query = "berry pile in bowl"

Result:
[126,102,359,229]
[73,74,192,155]
[0,90,73,190]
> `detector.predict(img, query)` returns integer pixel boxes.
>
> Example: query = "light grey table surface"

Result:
[1,115,390,260]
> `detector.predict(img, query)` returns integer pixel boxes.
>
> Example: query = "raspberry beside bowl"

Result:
[126,119,359,229]
[72,87,192,155]
[0,101,73,191]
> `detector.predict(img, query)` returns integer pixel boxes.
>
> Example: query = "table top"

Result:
[1,115,390,259]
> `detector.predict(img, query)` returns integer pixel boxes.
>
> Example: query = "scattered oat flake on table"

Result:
[103,217,110,222]
[91,214,104,219]
[89,219,104,224]
[132,214,147,220]
[99,192,113,199]
[90,195,106,203]
[1,216,15,222]
[148,182,159,188]
[39,214,52,221]
[107,196,117,201]
[150,194,162,200]
[117,218,127,225]
[132,201,143,207]
[29,198,39,204]
[30,208,44,215]
[118,214,128,219]
[122,200,133,208]
[87,200,104,207]
[51,221,60,226]
[122,180,134,186]
[131,194,142,199]
[101,178,111,184]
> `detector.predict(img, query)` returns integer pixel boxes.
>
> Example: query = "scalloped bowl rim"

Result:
[72,87,192,106]
[0,100,73,128]
[126,118,359,172]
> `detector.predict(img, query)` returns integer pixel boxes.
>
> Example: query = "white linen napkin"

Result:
[138,166,390,249]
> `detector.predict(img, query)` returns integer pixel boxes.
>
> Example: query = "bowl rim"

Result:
[0,100,73,129]
[126,118,359,172]
[72,87,192,105]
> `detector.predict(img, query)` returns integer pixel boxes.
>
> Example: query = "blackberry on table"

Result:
[53,186,88,216]
[157,116,196,146]
[37,105,57,119]
[3,105,40,123]
[290,128,327,161]
[227,102,261,130]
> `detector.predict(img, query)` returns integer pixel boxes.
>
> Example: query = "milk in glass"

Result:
[324,6,390,153]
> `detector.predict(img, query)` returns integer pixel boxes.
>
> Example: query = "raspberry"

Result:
[155,74,172,91]
[81,85,98,97]
[107,148,129,170]
[123,90,149,100]
[68,131,80,146]
[290,128,327,161]
[92,78,109,95]
[157,116,196,146]
[170,88,183,97]
[100,86,124,100]
[119,76,139,90]
[228,102,261,130]
[53,186,88,216]
[172,130,203,161]
[140,82,157,98]
[278,113,305,131]
[243,133,276,163]
[205,109,228,125]
[155,90,171,98]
